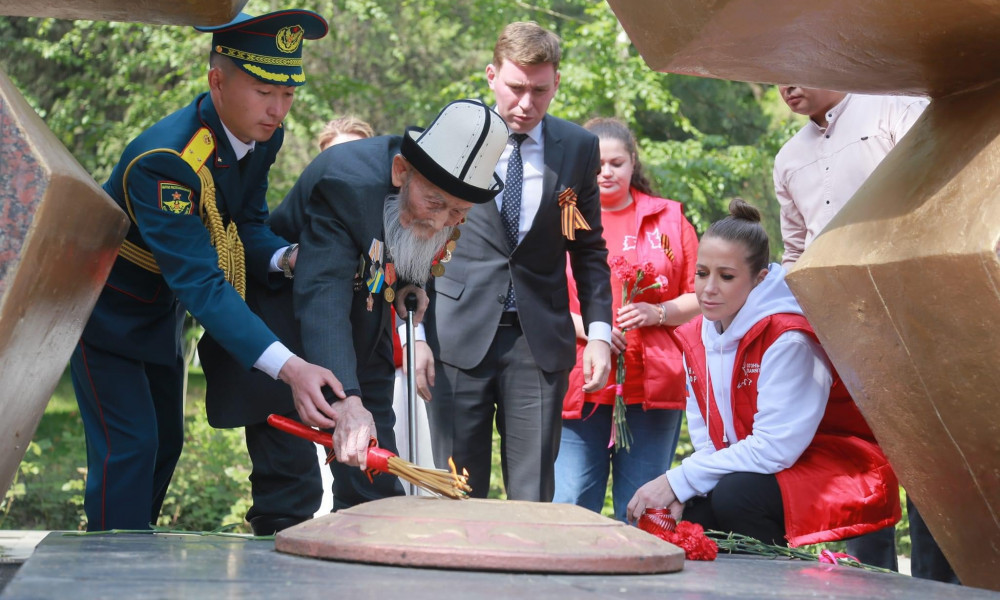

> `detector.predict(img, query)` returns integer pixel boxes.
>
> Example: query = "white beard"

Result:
[383,194,453,286]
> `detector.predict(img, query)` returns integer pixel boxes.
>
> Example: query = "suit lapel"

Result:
[482,196,509,253]
[475,144,515,255]
[479,117,566,256]
[541,115,564,211]
[517,115,564,250]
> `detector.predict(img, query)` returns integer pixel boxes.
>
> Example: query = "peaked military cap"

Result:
[196,9,328,86]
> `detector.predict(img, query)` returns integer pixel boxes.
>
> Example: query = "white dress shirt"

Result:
[494,122,545,245]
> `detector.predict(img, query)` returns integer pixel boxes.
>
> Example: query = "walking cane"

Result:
[404,292,419,496]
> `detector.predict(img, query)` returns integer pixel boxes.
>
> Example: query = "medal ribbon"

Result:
[660,233,675,262]
[366,238,385,293]
[558,188,591,241]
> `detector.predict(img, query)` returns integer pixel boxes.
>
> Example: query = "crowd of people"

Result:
[67,4,956,585]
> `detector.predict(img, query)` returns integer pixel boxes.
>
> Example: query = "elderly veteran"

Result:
[202,100,509,520]
[70,9,336,533]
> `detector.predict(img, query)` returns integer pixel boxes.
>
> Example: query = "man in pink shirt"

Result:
[774,87,957,584]
[773,87,927,267]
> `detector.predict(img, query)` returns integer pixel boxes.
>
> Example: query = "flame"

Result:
[447,457,471,493]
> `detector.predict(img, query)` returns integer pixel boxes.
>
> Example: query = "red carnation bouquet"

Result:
[607,256,662,452]
[637,511,718,561]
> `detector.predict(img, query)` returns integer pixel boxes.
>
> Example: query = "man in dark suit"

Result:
[248,99,509,510]
[425,22,614,501]
[69,10,345,533]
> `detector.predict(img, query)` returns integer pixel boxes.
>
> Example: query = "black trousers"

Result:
[244,408,323,524]
[683,472,786,545]
[845,496,959,583]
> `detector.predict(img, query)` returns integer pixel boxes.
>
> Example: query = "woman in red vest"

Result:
[626,199,899,546]
[555,118,701,522]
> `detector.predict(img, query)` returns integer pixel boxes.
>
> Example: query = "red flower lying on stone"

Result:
[646,520,718,561]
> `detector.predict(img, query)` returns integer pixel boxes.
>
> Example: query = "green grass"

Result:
[1,368,253,532]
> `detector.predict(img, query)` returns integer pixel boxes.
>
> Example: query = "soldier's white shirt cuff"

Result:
[255,342,294,379]
[397,322,427,345]
[587,321,612,344]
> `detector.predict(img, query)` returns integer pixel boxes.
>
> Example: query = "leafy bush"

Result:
[156,398,253,532]
[1,377,88,530]
[1,369,253,533]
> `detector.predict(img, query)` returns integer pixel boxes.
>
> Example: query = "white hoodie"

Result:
[666,263,834,503]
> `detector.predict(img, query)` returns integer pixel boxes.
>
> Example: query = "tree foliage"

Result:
[0,0,795,254]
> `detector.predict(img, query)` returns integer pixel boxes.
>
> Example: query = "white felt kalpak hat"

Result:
[401,99,509,204]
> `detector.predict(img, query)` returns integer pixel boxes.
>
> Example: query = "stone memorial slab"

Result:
[5,532,991,599]
[276,496,685,574]
[0,68,129,503]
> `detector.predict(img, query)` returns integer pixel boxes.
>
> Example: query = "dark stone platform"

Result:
[2,532,995,599]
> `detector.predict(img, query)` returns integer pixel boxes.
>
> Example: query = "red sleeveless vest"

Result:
[675,314,900,546]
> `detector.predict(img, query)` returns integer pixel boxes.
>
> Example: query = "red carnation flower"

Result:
[640,261,657,280]
[609,255,635,284]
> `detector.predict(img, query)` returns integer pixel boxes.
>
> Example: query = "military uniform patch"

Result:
[159,181,194,215]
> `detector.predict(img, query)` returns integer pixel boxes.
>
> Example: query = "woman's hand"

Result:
[610,327,627,355]
[626,474,678,523]
[617,301,661,330]
[667,499,684,523]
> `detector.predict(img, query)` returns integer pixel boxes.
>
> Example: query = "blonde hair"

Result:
[493,21,561,70]
[317,115,375,150]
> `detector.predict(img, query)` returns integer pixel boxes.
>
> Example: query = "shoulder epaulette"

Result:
[181,127,215,173]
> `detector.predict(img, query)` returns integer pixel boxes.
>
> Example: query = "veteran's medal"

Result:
[450,228,461,241]
[384,287,395,303]
[431,263,445,277]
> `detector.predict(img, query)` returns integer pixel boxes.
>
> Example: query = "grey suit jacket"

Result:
[428,115,612,373]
